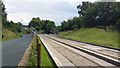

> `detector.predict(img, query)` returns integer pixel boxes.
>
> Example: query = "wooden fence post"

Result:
[36,35,41,68]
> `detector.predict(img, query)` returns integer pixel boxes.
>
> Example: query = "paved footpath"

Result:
[2,35,32,66]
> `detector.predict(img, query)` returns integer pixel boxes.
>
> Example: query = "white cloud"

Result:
[4,0,81,2]
[4,1,80,25]
[4,0,119,26]
[7,12,33,25]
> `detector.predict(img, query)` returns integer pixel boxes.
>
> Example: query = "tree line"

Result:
[2,1,120,35]
[29,2,120,33]
[1,1,23,33]
[1,1,56,34]
[29,17,56,34]
[59,2,120,32]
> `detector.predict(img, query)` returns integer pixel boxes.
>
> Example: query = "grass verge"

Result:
[28,36,57,68]
[2,28,22,41]
[38,37,57,68]
[27,36,37,66]
[58,28,119,48]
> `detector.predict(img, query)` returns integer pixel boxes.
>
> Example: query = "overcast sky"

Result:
[4,0,120,26]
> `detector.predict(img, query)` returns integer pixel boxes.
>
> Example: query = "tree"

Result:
[77,2,93,17]
[29,17,43,31]
[29,17,56,34]
[83,3,98,27]
[61,21,69,31]
[1,1,7,24]
[72,17,82,29]
[42,20,55,34]
[60,16,82,31]
[77,2,120,30]
[56,26,61,32]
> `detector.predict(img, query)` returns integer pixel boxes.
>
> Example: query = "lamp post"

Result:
[21,20,23,36]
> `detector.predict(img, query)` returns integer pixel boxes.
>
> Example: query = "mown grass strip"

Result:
[38,37,57,68]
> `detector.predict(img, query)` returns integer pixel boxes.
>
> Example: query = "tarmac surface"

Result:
[2,35,32,66]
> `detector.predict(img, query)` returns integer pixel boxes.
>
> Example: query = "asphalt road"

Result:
[2,35,32,66]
